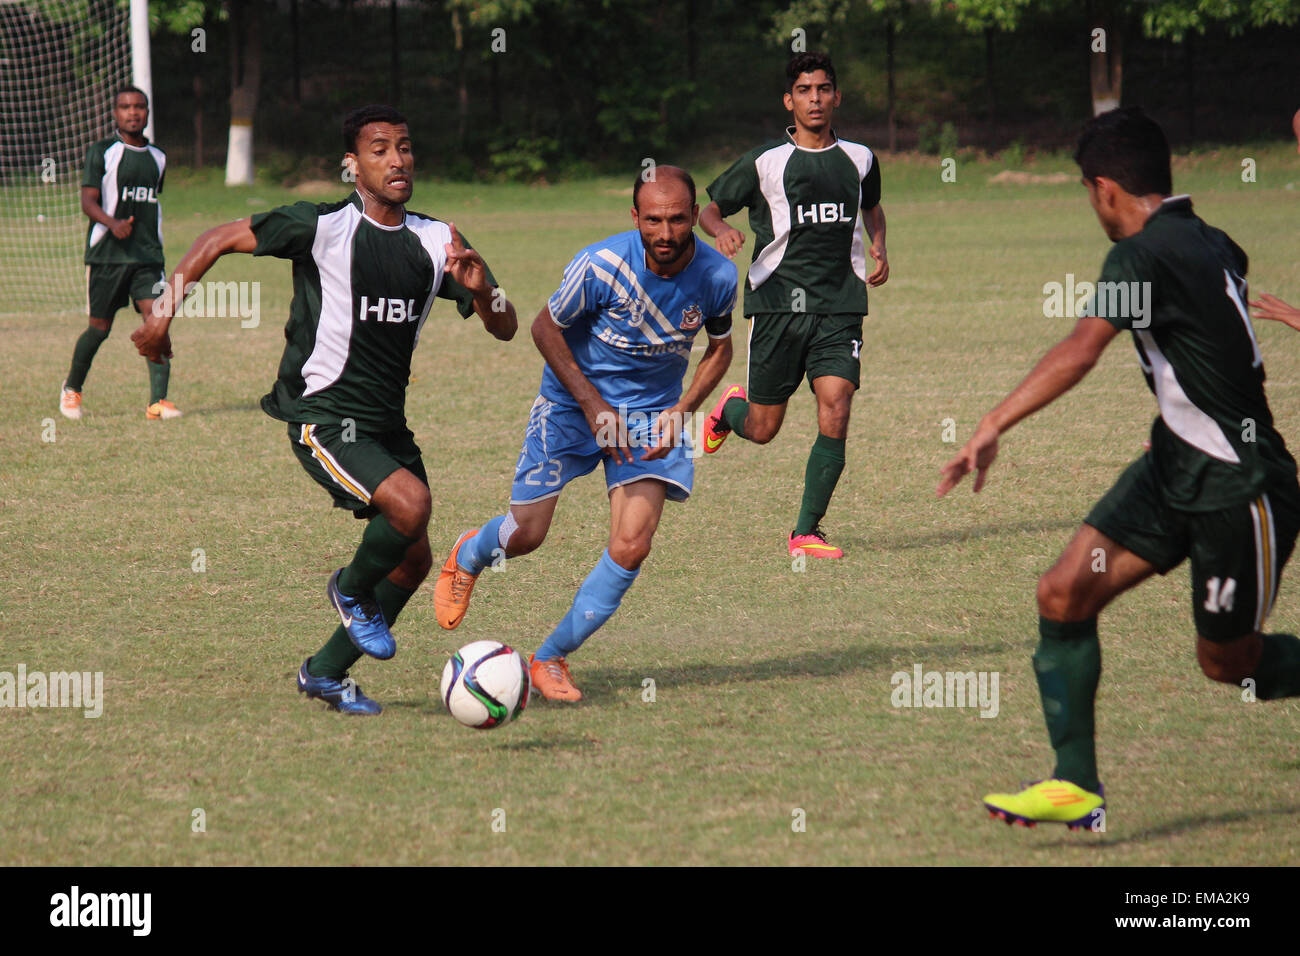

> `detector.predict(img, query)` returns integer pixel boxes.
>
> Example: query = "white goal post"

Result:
[0,0,145,316]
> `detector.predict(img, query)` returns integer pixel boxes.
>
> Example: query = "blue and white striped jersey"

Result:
[542,230,737,410]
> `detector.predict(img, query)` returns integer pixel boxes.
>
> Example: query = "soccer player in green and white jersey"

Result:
[700,51,888,559]
[939,107,1300,828]
[60,86,176,421]
[131,105,517,715]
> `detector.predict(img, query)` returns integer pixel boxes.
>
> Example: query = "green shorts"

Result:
[745,312,863,405]
[1085,453,1300,641]
[288,422,428,519]
[86,262,165,320]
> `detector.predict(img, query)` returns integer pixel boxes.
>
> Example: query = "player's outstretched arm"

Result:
[864,203,888,286]
[531,306,634,465]
[130,218,257,362]
[644,334,733,461]
[937,316,1119,497]
[699,202,745,259]
[444,222,516,341]
[80,185,133,239]
[1250,293,1300,332]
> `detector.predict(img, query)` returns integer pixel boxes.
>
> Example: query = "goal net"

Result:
[0,0,132,316]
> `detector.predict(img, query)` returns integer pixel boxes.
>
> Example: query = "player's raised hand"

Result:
[1250,293,1300,332]
[868,242,889,286]
[937,422,999,497]
[444,222,491,295]
[111,215,134,240]
[715,226,745,259]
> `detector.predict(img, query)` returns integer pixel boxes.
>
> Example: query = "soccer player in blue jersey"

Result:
[433,166,737,700]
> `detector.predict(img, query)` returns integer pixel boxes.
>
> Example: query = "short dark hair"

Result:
[113,85,147,107]
[786,52,836,92]
[342,104,408,153]
[632,165,696,211]
[1074,106,1172,197]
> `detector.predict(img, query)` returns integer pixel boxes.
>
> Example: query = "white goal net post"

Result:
[0,0,142,317]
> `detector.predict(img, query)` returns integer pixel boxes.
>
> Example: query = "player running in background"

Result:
[131,105,516,715]
[698,51,888,560]
[938,107,1300,828]
[60,87,176,421]
[434,167,736,701]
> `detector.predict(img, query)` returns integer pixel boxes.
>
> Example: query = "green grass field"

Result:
[3,146,1299,865]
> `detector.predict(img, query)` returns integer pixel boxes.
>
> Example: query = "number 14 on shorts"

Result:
[1204,576,1236,613]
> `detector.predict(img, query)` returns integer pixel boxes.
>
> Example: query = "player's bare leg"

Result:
[435,494,560,630]
[1036,524,1158,621]
[606,478,666,569]
[135,297,180,419]
[739,400,787,445]
[369,467,432,539]
[531,480,667,701]
[986,525,1157,828]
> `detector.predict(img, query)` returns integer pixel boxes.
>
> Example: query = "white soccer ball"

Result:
[36,214,46,222]
[441,640,530,729]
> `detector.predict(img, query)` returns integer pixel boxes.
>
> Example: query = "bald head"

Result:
[633,165,696,211]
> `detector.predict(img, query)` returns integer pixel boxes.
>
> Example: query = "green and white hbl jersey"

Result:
[82,135,166,264]
[707,129,881,316]
[1092,195,1297,511]
[251,192,493,432]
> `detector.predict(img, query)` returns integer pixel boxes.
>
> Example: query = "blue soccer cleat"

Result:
[327,568,396,660]
[296,658,382,715]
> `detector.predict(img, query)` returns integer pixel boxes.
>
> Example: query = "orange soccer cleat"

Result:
[529,654,583,702]
[146,399,183,420]
[702,383,746,454]
[788,528,844,559]
[59,382,83,420]
[434,529,481,630]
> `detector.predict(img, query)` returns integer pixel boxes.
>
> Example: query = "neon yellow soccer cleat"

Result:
[983,779,1105,831]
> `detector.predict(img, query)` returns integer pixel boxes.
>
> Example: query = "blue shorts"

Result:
[510,396,694,505]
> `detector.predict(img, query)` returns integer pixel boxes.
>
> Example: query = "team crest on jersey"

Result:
[680,305,703,330]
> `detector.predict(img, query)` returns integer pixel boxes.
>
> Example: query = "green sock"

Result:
[794,433,846,535]
[1253,632,1300,700]
[721,396,749,438]
[67,326,109,391]
[337,514,418,598]
[147,358,170,404]
[309,578,417,678]
[1034,616,1102,793]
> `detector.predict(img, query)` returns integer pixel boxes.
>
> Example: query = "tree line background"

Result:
[147,0,1300,180]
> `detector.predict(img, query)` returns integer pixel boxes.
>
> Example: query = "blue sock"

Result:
[535,549,639,661]
[457,515,509,575]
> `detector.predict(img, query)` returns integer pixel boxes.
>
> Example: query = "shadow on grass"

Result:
[863,518,1082,553]
[1039,804,1300,850]
[576,641,996,702]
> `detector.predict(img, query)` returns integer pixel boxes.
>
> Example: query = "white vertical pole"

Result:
[130,0,155,141]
